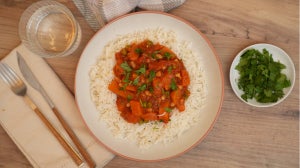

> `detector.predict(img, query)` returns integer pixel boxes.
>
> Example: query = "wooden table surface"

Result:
[0,0,299,167]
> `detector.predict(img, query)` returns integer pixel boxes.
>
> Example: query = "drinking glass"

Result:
[19,0,82,58]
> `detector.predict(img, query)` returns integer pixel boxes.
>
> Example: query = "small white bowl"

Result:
[230,43,295,107]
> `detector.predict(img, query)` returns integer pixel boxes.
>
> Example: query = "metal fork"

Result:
[0,62,84,166]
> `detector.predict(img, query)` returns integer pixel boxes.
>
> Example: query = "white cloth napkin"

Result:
[72,0,186,31]
[0,44,114,168]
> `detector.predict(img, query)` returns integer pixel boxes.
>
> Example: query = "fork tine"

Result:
[0,63,22,87]
[3,63,21,85]
[0,63,11,85]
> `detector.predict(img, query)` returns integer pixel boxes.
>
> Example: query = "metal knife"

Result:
[17,52,95,168]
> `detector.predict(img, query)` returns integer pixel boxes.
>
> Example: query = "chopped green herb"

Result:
[135,48,142,55]
[148,86,154,93]
[138,83,147,92]
[151,51,159,59]
[120,83,128,91]
[133,77,139,85]
[235,48,291,103]
[162,89,170,97]
[146,40,153,47]
[120,62,132,72]
[139,99,147,108]
[123,72,130,83]
[164,107,172,113]
[148,70,156,82]
[170,78,177,90]
[127,95,133,101]
[164,52,172,60]
[135,64,146,75]
[167,65,173,73]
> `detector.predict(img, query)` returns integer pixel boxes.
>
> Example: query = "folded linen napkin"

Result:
[72,0,186,31]
[0,44,114,167]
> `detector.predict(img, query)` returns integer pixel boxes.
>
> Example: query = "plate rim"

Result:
[75,11,224,161]
[229,43,296,107]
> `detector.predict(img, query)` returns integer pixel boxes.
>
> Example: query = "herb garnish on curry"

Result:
[108,40,190,124]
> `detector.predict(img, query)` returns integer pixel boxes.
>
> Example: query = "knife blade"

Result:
[17,52,55,108]
[17,52,96,168]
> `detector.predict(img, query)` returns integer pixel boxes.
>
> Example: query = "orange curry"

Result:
[108,40,190,124]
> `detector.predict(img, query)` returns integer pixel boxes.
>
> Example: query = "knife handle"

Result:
[23,95,84,166]
[52,107,96,168]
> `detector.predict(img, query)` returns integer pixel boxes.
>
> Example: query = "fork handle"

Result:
[52,107,95,168]
[23,95,84,166]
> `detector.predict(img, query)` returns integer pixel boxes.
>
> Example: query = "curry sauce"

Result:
[108,40,190,124]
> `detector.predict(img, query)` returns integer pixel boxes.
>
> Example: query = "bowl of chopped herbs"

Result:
[230,43,295,107]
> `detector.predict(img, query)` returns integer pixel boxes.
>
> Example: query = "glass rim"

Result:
[18,0,80,57]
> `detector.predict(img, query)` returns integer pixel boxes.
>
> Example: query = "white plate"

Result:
[75,11,224,161]
[230,43,295,107]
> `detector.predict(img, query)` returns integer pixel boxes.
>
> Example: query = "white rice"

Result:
[89,28,206,149]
